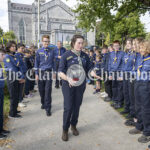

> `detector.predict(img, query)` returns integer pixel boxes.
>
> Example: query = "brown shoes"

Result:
[71,125,79,136]
[62,130,68,141]
[62,126,79,141]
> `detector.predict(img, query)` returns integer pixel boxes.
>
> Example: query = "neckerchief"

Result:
[71,49,82,66]
[137,54,150,77]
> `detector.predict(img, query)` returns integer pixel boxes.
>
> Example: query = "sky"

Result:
[0,0,150,32]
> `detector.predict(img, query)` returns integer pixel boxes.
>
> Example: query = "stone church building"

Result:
[8,0,95,46]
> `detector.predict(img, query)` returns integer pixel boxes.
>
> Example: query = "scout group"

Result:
[0,34,150,143]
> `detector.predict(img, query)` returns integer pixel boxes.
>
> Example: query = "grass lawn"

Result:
[3,81,10,125]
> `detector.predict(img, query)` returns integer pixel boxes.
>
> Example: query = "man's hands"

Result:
[35,75,39,81]
[19,79,25,83]
[67,77,77,87]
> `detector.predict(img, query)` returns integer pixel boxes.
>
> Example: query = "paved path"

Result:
[1,85,148,150]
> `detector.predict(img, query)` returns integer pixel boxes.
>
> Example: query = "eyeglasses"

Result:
[43,41,50,43]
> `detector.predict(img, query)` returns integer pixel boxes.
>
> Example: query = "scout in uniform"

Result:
[35,35,55,116]
[121,39,135,115]
[93,55,102,94]
[58,35,93,141]
[129,41,150,143]
[4,41,25,118]
[108,40,124,109]
[15,43,27,108]
[54,41,66,88]
[101,46,112,102]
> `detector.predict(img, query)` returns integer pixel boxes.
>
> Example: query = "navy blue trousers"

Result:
[7,78,19,116]
[18,83,24,102]
[135,81,150,136]
[104,80,112,99]
[123,73,130,112]
[0,88,4,132]
[112,73,124,104]
[129,80,136,117]
[25,77,30,95]
[62,80,86,131]
[38,71,52,112]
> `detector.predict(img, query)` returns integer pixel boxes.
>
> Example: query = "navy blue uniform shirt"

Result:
[58,50,93,75]
[54,47,66,62]
[4,53,25,79]
[0,64,4,89]
[15,52,27,74]
[136,54,150,81]
[94,60,102,76]
[108,50,124,72]
[122,51,136,72]
[34,47,55,75]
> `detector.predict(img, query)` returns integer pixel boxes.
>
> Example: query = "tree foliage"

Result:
[73,0,150,31]
[96,12,146,46]
[0,27,16,45]
[146,32,150,40]
[3,31,16,41]
[0,27,3,37]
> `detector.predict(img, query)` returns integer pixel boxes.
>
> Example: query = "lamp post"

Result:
[59,24,63,45]
[100,33,105,47]
[38,0,40,48]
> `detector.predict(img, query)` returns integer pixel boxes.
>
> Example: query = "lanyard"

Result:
[44,49,49,61]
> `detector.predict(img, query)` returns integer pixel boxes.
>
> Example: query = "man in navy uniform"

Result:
[35,35,55,116]
[108,40,124,109]
[15,43,27,108]
[54,41,66,88]
[4,41,25,118]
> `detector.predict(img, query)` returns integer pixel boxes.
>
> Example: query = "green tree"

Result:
[95,12,146,46]
[73,0,150,31]
[0,27,3,37]
[146,32,150,40]
[3,31,16,41]
[114,12,146,43]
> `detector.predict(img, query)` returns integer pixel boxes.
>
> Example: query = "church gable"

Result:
[47,5,73,20]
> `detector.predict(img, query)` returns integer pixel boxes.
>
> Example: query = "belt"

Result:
[41,69,52,72]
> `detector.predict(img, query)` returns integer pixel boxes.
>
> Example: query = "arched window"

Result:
[19,19,25,43]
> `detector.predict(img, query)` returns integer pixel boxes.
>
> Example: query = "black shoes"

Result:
[1,130,10,134]
[41,105,45,109]
[114,104,123,109]
[62,130,68,141]
[16,110,21,114]
[0,133,7,139]
[46,111,51,116]
[124,119,136,126]
[55,85,60,89]
[9,114,22,118]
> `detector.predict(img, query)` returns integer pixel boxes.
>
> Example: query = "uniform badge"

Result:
[67,56,73,60]
[6,58,10,63]
[125,58,129,64]
[39,52,45,55]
